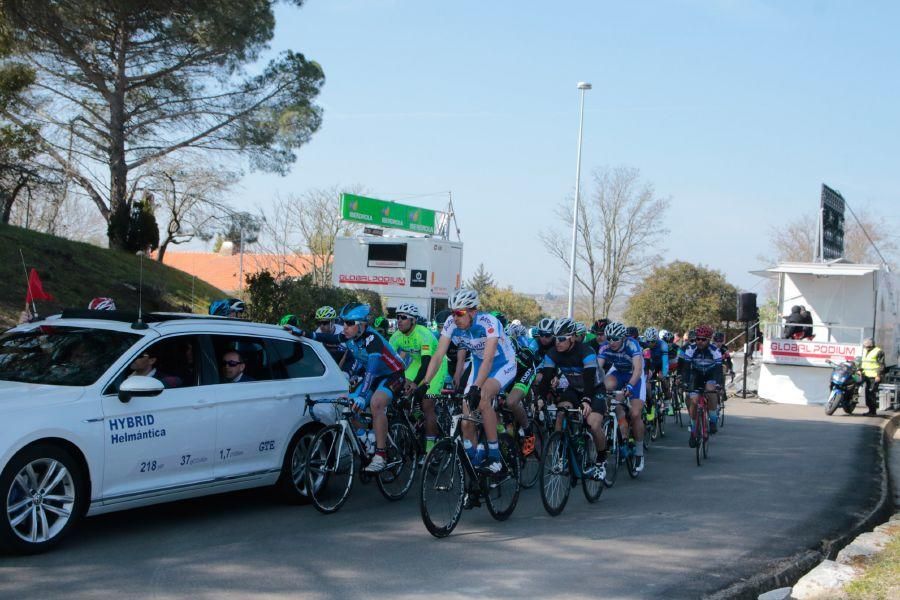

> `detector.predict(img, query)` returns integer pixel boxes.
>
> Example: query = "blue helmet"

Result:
[339,302,371,322]
[209,298,244,317]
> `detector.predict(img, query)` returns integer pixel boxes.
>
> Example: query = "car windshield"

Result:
[0,325,141,386]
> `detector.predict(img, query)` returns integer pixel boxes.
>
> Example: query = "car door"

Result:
[100,334,216,501]
[209,333,338,479]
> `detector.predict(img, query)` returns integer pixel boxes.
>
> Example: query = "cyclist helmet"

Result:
[505,323,526,338]
[395,302,421,318]
[529,326,539,338]
[574,322,587,336]
[644,327,658,342]
[591,318,610,334]
[552,318,577,337]
[339,302,371,322]
[662,330,675,343]
[658,328,670,341]
[625,326,639,339]
[537,318,555,336]
[713,331,725,343]
[209,298,243,316]
[279,314,301,327]
[605,321,627,341]
[511,319,522,327]
[434,309,452,325]
[449,288,479,310]
[490,311,508,328]
[88,297,116,311]
[695,324,714,339]
[688,329,697,342]
[315,305,337,321]
[373,315,389,333]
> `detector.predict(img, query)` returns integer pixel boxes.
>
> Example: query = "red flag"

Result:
[25,268,54,303]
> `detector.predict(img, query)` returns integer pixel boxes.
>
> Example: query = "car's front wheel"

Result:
[278,427,320,504]
[0,444,86,555]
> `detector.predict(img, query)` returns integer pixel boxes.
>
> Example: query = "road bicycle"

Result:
[539,406,604,516]
[419,395,521,538]
[303,396,417,514]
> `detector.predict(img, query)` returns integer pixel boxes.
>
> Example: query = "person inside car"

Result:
[128,348,181,388]
[221,350,254,383]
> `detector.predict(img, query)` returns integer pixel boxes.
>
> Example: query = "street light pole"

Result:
[567,82,591,319]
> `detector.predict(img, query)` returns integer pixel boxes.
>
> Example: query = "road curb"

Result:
[704,411,900,600]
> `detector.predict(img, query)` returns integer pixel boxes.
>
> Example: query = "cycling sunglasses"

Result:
[316,320,332,326]
[222,359,243,367]
[396,314,414,321]
[343,320,359,327]
[451,309,469,317]
[696,337,709,342]
[554,335,571,342]
[606,335,623,342]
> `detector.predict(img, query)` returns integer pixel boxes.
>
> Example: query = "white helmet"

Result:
[644,327,658,342]
[449,288,479,310]
[395,302,421,318]
[658,328,670,341]
[511,319,522,327]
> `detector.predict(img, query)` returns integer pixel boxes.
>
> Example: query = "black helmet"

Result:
[591,318,610,334]
[625,326,639,338]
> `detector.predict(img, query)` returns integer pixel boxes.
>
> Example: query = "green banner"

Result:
[341,193,438,235]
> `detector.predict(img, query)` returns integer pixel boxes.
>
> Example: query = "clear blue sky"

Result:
[234,0,900,296]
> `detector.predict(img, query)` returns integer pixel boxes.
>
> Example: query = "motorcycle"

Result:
[824,359,862,415]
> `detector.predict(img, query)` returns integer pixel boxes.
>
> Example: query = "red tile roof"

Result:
[157,251,316,293]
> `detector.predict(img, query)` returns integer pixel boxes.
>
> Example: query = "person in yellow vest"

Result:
[860,338,885,416]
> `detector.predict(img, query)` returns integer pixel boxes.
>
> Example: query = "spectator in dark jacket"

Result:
[799,306,814,339]
[782,306,804,339]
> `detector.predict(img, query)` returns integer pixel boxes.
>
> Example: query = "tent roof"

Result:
[751,261,880,278]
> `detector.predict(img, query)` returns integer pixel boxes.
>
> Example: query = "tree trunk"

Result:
[0,179,27,224]
[107,20,130,250]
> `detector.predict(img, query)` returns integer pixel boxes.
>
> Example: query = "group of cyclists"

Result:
[267,288,729,478]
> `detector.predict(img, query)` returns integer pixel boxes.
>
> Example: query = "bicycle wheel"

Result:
[419,439,465,538]
[648,403,660,442]
[539,431,571,516]
[657,408,666,438]
[625,437,639,479]
[377,422,418,501]
[519,421,543,489]
[718,399,726,429]
[580,432,604,503]
[483,432,521,521]
[305,425,355,514]
[603,418,620,488]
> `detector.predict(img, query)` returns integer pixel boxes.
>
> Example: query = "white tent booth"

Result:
[754,261,899,405]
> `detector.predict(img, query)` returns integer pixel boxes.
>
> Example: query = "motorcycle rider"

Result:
[860,337,885,416]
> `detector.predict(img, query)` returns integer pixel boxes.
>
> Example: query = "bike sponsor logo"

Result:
[763,339,861,366]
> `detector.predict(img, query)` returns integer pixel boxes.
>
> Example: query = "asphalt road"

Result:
[0,399,885,600]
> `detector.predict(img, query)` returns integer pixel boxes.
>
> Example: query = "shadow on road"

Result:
[0,400,885,600]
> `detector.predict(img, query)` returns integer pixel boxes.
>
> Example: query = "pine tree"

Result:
[466,263,495,296]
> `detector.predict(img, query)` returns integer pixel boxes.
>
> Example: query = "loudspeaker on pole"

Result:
[737,292,758,322]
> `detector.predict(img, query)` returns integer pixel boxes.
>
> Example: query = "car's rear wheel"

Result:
[0,444,86,555]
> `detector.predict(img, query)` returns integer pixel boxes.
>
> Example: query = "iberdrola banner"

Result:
[340,193,438,235]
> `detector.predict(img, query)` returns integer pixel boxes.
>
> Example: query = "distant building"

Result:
[157,243,315,293]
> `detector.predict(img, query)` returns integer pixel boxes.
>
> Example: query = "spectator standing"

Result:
[859,338,885,416]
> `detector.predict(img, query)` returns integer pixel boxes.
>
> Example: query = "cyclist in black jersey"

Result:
[537,318,608,480]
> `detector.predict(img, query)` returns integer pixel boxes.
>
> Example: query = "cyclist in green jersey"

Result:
[389,303,448,453]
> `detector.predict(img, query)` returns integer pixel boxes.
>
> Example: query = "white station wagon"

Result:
[0,310,347,554]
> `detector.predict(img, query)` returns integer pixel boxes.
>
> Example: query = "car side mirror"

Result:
[118,375,165,403]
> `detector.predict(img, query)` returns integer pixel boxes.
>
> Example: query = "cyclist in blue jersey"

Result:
[643,326,669,417]
[419,289,517,474]
[286,302,406,473]
[684,324,724,446]
[538,318,608,480]
[502,322,540,454]
[597,321,646,472]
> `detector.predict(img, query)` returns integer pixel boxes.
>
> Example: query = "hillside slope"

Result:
[0,224,225,327]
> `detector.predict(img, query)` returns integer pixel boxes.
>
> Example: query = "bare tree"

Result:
[542,166,670,319]
[765,209,897,267]
[141,157,236,262]
[257,184,364,284]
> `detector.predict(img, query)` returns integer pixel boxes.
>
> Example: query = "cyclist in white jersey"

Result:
[420,288,516,474]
